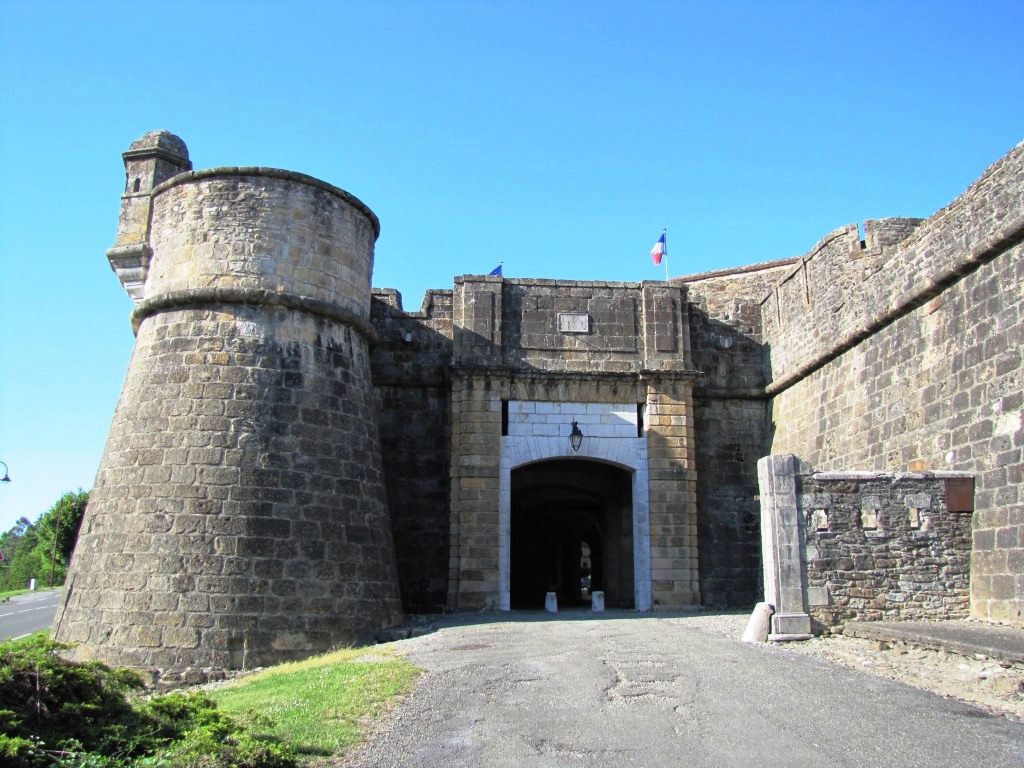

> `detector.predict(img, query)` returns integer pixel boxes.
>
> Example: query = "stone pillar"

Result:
[757,454,812,639]
[453,275,503,366]
[644,376,700,609]
[446,277,506,610]
[446,370,503,610]
[641,281,690,366]
[53,135,403,682]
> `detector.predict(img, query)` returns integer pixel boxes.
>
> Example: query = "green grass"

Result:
[211,646,419,761]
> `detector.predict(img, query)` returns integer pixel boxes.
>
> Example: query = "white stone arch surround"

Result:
[499,401,651,611]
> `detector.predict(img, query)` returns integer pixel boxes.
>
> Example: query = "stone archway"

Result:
[510,460,634,609]
[499,413,652,611]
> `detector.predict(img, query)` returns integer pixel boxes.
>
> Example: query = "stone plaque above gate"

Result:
[557,312,590,333]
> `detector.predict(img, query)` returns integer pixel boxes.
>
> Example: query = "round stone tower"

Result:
[53,132,403,683]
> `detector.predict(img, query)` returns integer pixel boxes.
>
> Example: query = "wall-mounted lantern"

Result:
[0,461,10,483]
[569,421,584,453]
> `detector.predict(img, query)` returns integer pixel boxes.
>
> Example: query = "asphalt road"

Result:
[344,611,1024,768]
[0,589,61,640]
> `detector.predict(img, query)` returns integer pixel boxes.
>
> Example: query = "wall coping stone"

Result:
[455,275,677,290]
[449,365,703,382]
[675,257,801,285]
[151,166,380,239]
[694,387,769,400]
[811,471,975,481]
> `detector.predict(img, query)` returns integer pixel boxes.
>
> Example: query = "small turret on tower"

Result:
[107,130,192,301]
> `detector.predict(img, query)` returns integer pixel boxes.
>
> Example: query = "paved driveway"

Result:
[344,611,1023,768]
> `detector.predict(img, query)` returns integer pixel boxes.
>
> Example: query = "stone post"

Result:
[757,454,812,639]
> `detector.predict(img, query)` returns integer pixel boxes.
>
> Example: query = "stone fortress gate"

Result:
[54,131,1024,681]
[444,275,699,613]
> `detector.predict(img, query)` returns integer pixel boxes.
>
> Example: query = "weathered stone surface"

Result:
[796,472,974,629]
[370,289,453,613]
[757,454,812,638]
[765,142,1024,625]
[59,131,1024,683]
[54,143,403,683]
[681,261,793,607]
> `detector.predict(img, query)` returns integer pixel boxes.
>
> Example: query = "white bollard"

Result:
[545,591,558,612]
[29,579,37,591]
[741,601,774,643]
[591,591,605,612]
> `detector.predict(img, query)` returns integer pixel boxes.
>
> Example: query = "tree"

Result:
[0,518,38,592]
[32,490,89,588]
[0,491,88,591]
[0,516,31,564]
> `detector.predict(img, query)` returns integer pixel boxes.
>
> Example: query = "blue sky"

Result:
[1,0,1022,535]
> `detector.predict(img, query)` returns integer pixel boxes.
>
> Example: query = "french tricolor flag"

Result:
[650,230,667,265]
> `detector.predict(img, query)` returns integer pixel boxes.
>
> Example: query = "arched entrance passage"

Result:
[498,413,651,612]
[510,460,635,609]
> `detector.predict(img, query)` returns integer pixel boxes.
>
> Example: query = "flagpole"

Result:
[663,228,669,281]
[650,228,669,280]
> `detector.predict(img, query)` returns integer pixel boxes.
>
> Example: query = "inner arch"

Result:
[510,459,634,609]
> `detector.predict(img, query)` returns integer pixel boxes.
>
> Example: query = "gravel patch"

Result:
[667,611,1024,723]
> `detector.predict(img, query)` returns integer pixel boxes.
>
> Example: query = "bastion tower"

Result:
[53,131,403,682]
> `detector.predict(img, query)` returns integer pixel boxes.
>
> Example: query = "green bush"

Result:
[0,636,296,768]
[150,725,298,768]
[0,635,148,764]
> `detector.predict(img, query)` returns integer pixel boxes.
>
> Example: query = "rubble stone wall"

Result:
[797,472,974,628]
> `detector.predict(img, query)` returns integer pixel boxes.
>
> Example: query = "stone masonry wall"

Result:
[645,378,700,608]
[55,162,404,681]
[690,397,766,607]
[797,472,974,628]
[370,289,454,612]
[680,260,796,606]
[489,277,692,373]
[765,141,1024,625]
[446,277,699,610]
[56,306,402,682]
